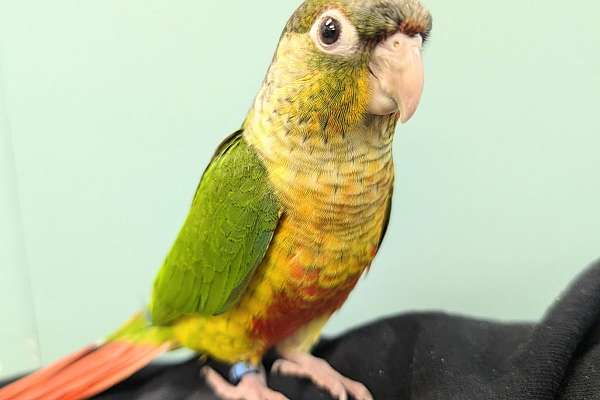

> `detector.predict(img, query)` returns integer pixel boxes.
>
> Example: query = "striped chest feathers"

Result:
[244,115,396,262]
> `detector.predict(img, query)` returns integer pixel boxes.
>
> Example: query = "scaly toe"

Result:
[272,352,373,400]
[340,377,373,400]
[202,366,289,400]
[272,359,348,400]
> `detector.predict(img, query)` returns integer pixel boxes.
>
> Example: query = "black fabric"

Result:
[4,259,600,399]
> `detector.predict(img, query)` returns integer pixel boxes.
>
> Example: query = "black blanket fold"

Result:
[4,259,600,399]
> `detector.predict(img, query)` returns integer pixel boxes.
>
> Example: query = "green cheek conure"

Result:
[0,0,432,399]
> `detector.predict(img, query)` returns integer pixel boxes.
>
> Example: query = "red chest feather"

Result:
[250,277,359,345]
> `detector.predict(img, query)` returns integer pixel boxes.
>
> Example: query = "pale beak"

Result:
[367,31,424,123]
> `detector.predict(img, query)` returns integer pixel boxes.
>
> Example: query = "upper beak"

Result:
[367,31,424,123]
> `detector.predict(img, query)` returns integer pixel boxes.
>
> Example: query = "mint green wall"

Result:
[1,0,599,379]
[0,63,40,377]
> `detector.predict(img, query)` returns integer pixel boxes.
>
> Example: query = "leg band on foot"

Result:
[229,362,263,384]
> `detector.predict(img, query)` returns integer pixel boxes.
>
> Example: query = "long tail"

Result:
[0,313,174,400]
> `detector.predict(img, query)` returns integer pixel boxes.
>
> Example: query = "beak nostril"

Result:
[368,30,424,120]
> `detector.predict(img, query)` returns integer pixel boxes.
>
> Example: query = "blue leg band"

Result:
[229,362,263,384]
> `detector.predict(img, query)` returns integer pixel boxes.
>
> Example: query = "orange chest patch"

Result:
[244,193,387,345]
[250,272,360,346]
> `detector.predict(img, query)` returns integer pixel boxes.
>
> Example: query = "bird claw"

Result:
[202,366,289,400]
[271,352,373,400]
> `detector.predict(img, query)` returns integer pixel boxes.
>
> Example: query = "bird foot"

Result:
[202,366,289,400]
[271,351,373,400]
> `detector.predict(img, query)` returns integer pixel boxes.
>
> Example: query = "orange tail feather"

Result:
[0,341,171,400]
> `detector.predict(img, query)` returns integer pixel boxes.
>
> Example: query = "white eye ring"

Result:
[309,9,359,56]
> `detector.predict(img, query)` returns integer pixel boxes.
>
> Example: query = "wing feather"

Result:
[150,131,281,325]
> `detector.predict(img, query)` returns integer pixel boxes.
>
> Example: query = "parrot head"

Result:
[246,0,432,139]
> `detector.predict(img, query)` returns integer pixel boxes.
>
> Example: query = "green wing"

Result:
[150,131,282,325]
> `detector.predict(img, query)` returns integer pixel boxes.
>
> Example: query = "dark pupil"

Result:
[320,17,341,45]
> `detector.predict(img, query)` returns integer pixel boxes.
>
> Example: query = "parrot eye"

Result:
[320,17,341,45]
[310,9,359,56]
